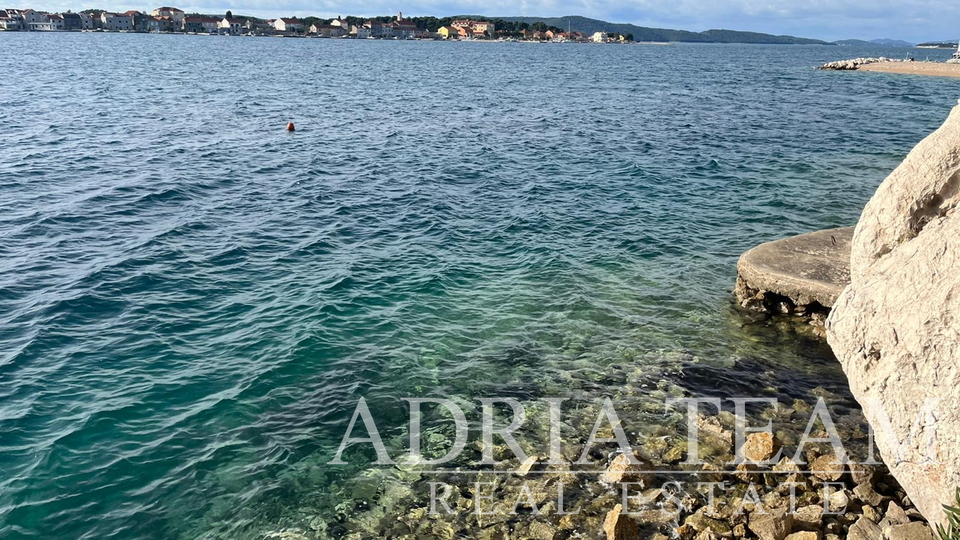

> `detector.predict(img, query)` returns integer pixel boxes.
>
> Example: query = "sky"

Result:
[29,0,960,42]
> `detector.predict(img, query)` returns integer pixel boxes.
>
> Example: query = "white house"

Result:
[273,17,301,33]
[22,9,50,30]
[353,25,371,38]
[0,11,23,30]
[101,12,134,30]
[0,9,24,30]
[219,17,242,34]
[590,31,608,43]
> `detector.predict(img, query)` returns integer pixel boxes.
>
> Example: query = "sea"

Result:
[1,32,958,540]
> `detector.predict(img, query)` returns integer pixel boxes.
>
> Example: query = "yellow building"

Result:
[437,25,460,39]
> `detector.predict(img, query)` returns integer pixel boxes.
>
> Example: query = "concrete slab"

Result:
[736,227,854,311]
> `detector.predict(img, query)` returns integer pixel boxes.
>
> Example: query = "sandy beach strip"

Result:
[858,61,960,78]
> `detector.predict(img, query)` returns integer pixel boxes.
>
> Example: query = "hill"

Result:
[870,38,914,47]
[495,15,830,44]
[834,38,915,47]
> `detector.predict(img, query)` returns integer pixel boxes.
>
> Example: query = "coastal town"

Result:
[0,7,635,41]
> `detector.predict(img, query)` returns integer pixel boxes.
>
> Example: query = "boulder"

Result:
[827,101,960,526]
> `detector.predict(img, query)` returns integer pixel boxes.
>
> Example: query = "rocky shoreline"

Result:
[817,58,892,71]
[818,58,960,78]
[257,397,934,540]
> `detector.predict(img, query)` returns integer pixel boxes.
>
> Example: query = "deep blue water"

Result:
[1,33,958,539]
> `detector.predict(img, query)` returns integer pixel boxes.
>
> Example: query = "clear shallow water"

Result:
[1,34,958,539]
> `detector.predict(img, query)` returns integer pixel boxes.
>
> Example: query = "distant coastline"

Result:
[0,8,840,44]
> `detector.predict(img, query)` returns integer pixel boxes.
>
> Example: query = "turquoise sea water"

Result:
[1,33,958,539]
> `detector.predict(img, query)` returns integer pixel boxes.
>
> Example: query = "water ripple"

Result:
[1,34,957,540]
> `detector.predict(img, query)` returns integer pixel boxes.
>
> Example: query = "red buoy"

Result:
[286,122,296,132]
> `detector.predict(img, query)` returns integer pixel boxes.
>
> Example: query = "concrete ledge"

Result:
[735,227,854,317]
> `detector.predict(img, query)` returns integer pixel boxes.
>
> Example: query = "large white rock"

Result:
[827,101,960,526]
[849,102,960,280]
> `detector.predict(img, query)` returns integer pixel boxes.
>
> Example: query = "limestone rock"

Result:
[741,432,781,462]
[698,414,733,447]
[848,463,878,486]
[818,58,888,70]
[884,521,936,540]
[784,532,820,540]
[810,455,844,482]
[852,483,883,507]
[793,505,824,531]
[601,453,654,486]
[827,489,850,513]
[847,516,882,540]
[748,507,793,540]
[603,505,639,540]
[827,100,960,526]
[846,102,960,278]
[684,508,732,535]
[862,504,881,522]
[880,501,910,527]
[516,455,538,477]
[527,521,558,540]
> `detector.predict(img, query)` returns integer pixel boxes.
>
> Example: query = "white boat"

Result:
[949,41,960,64]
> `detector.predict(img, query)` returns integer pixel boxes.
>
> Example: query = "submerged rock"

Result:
[601,453,654,486]
[828,100,960,526]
